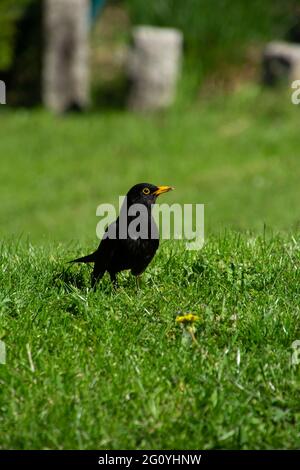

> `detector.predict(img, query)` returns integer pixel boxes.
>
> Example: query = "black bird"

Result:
[70,183,173,287]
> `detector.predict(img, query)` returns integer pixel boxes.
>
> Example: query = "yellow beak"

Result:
[153,186,174,196]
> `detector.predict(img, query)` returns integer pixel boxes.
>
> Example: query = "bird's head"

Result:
[126,183,174,207]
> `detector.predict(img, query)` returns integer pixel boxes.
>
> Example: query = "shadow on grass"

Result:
[52,265,90,291]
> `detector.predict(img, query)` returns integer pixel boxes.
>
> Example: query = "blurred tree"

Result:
[8,1,42,106]
[0,0,32,71]
[0,0,42,106]
[125,0,298,77]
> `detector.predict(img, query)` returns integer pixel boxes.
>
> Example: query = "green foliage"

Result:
[126,0,297,75]
[0,233,300,448]
[0,0,32,70]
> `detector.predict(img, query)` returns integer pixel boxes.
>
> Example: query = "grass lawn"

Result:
[0,85,300,242]
[0,85,300,449]
[1,235,300,449]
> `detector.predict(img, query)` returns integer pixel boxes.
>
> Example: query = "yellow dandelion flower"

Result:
[176,313,199,324]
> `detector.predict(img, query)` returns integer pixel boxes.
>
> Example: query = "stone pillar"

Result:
[127,26,183,111]
[43,0,89,113]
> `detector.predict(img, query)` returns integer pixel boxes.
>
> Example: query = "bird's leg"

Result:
[91,264,104,290]
[135,275,142,290]
[91,273,100,291]
[91,271,98,290]
[110,272,118,289]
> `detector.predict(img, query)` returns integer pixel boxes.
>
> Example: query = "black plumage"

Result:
[70,183,173,287]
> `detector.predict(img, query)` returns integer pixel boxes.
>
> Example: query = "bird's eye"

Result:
[143,187,150,195]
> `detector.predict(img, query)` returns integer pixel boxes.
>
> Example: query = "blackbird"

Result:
[70,183,173,287]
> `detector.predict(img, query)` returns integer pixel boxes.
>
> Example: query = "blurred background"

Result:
[0,0,300,243]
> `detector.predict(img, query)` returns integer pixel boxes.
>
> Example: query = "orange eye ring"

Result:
[143,187,150,195]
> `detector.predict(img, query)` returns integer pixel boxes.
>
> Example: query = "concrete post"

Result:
[128,26,183,111]
[43,0,89,113]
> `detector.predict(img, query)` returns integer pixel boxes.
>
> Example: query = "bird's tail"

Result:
[69,252,96,264]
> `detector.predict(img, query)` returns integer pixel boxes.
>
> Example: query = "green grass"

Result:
[1,234,300,449]
[1,85,300,242]
[1,85,300,448]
